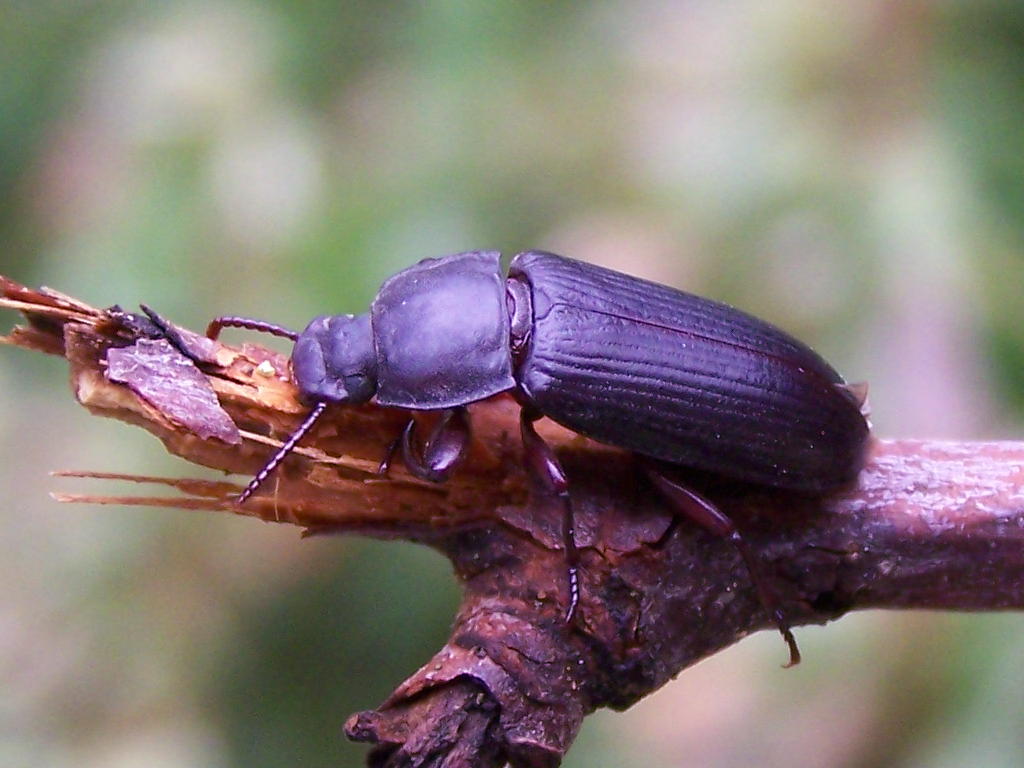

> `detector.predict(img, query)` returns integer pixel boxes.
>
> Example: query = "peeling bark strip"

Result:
[3,276,1024,767]
[106,338,241,444]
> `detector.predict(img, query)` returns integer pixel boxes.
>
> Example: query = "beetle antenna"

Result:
[237,401,328,504]
[206,316,299,342]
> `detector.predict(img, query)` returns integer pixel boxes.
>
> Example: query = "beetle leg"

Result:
[520,409,581,626]
[399,407,470,483]
[376,430,404,476]
[646,467,801,667]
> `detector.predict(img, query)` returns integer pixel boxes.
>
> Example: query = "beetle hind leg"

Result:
[521,409,581,625]
[398,407,471,483]
[646,467,801,667]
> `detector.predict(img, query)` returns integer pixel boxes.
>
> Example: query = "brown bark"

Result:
[3,276,1024,767]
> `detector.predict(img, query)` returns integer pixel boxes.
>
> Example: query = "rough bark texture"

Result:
[3,276,1024,767]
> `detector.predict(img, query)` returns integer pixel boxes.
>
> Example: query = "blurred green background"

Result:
[2,1,1024,766]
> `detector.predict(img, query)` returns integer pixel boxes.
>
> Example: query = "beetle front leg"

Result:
[399,407,471,483]
[376,432,403,476]
[646,467,801,667]
[520,409,581,625]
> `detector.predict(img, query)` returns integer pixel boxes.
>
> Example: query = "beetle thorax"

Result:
[370,251,516,409]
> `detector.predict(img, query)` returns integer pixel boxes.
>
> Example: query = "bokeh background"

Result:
[2,1,1023,766]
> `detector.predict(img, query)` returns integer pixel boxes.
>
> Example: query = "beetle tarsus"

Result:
[376,431,404,476]
[780,624,801,668]
[646,466,801,665]
[400,407,470,483]
[521,409,581,625]
[564,561,580,625]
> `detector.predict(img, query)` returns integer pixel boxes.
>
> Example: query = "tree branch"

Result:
[3,276,1023,767]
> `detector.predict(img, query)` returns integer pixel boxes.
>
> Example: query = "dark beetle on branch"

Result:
[186,250,870,663]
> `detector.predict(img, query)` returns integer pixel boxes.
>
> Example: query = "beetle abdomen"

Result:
[509,251,869,492]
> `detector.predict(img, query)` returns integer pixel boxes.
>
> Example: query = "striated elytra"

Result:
[507,251,870,492]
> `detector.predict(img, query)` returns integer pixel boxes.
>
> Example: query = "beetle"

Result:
[199,251,870,661]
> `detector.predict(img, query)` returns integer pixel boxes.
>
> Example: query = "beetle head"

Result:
[291,313,378,404]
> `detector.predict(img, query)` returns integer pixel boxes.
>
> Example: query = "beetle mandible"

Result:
[202,251,871,662]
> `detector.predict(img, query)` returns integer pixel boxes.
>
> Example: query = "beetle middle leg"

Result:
[398,407,471,483]
[646,467,801,667]
[520,408,580,625]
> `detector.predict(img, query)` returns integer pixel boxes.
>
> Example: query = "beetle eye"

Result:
[341,372,375,403]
